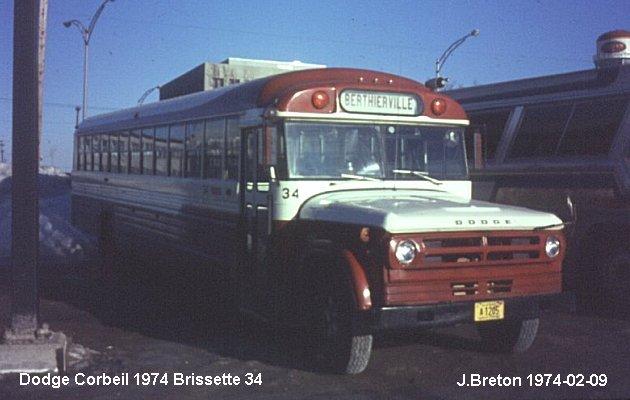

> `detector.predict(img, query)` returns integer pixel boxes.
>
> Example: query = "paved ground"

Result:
[1,262,629,400]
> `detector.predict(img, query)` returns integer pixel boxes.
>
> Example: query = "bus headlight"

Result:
[395,240,418,265]
[545,236,561,258]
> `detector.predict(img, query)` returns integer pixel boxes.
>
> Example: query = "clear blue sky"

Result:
[1,0,629,171]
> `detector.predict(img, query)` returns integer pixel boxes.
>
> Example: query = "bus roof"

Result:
[76,75,270,134]
[77,68,460,135]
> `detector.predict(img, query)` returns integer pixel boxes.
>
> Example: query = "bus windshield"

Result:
[283,121,467,180]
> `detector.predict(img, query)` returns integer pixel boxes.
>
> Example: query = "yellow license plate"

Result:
[474,300,505,322]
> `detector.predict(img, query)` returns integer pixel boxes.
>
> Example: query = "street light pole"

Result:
[426,29,479,91]
[83,37,89,120]
[63,0,114,121]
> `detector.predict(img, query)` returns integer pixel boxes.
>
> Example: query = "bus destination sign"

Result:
[340,90,421,116]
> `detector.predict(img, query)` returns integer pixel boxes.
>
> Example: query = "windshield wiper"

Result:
[392,169,443,185]
[340,173,381,181]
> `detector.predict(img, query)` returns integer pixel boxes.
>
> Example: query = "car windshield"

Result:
[283,122,467,180]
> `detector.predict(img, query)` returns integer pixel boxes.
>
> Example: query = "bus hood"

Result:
[298,189,563,233]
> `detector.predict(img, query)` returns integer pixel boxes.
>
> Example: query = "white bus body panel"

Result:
[299,189,562,233]
[271,180,561,233]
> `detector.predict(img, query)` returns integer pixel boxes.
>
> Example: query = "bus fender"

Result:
[341,249,372,310]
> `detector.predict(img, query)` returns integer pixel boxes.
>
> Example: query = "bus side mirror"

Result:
[473,130,484,170]
[566,195,577,224]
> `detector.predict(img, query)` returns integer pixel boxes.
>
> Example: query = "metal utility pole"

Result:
[1,0,67,374]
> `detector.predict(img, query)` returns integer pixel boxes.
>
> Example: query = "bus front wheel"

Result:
[310,268,373,375]
[477,318,539,353]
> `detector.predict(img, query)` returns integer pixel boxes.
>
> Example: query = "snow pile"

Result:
[0,163,96,268]
[0,163,11,182]
[37,194,96,264]
[40,165,69,178]
[0,163,67,181]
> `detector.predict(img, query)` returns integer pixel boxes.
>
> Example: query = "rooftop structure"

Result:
[159,58,325,100]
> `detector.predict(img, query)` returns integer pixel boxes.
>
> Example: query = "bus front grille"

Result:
[400,231,547,269]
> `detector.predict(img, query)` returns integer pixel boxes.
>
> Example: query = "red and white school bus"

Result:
[72,67,573,374]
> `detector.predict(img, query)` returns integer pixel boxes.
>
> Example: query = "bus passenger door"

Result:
[240,127,271,314]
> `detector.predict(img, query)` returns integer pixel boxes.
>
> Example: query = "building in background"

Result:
[446,30,630,312]
[159,58,326,100]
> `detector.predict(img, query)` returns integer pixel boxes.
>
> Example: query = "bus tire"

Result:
[477,318,539,353]
[309,262,373,375]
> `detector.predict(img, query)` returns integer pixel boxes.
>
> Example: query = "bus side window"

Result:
[100,134,109,172]
[86,136,94,171]
[119,131,129,174]
[185,121,204,178]
[170,124,185,177]
[130,130,142,174]
[155,126,169,176]
[245,130,257,185]
[142,127,155,175]
[205,118,225,179]
[259,126,278,183]
[91,135,100,172]
[77,136,85,171]
[226,118,240,180]
[109,132,120,173]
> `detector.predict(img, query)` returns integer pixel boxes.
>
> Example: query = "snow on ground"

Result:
[0,163,96,268]
[0,163,68,180]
